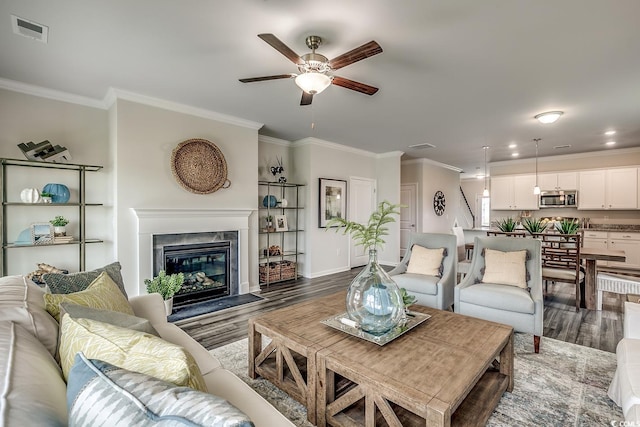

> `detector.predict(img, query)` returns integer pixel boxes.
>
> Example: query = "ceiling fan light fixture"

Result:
[535,111,564,124]
[295,72,332,95]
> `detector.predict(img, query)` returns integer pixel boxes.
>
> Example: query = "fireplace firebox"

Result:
[163,241,231,307]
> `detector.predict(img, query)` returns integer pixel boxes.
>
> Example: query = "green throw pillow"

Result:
[42,261,128,298]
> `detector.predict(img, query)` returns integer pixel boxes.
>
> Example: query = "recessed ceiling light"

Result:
[508,143,517,149]
[511,152,519,157]
[606,141,616,146]
[535,111,564,124]
[605,130,616,136]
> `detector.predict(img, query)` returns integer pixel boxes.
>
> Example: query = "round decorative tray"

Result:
[171,138,230,194]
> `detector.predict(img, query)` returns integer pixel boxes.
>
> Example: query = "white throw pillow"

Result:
[482,248,528,288]
[406,245,444,276]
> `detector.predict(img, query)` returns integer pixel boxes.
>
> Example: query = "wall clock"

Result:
[433,191,446,216]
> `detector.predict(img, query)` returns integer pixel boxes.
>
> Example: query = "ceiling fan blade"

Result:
[239,74,295,83]
[300,91,313,106]
[258,34,304,65]
[329,41,383,70]
[332,76,379,95]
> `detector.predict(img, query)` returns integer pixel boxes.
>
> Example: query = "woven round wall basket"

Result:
[171,138,231,194]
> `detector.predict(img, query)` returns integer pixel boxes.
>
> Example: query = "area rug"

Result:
[210,333,624,426]
[168,293,264,322]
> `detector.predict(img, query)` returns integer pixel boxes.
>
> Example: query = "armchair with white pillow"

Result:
[388,232,457,310]
[454,236,543,353]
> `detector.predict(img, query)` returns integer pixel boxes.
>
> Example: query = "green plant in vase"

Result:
[145,270,185,316]
[555,218,580,235]
[327,201,405,335]
[495,217,517,232]
[521,217,547,236]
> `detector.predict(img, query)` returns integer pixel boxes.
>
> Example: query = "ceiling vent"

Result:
[11,15,48,43]
[553,144,572,149]
[408,142,436,149]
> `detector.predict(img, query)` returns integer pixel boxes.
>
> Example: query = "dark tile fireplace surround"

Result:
[153,231,238,308]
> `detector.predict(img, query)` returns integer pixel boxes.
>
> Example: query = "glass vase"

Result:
[346,249,404,335]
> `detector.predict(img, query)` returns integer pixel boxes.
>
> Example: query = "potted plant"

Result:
[327,201,405,335]
[555,218,580,235]
[144,270,185,316]
[265,215,274,231]
[495,217,518,232]
[41,192,53,204]
[521,217,547,236]
[49,215,69,237]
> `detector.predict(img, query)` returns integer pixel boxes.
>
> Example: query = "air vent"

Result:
[408,142,436,149]
[11,15,48,43]
[553,144,572,149]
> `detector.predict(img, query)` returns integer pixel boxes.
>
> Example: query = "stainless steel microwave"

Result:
[539,191,577,208]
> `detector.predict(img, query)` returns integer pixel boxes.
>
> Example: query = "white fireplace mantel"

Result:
[132,208,252,295]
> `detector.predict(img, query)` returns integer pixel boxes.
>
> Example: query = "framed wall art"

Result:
[274,214,288,232]
[319,178,347,228]
[30,223,54,245]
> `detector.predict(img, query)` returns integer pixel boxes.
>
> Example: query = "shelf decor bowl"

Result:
[42,183,70,203]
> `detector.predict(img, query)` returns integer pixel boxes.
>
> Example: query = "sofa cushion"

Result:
[44,271,134,322]
[482,248,528,289]
[459,283,535,314]
[392,273,439,296]
[0,321,68,425]
[67,352,254,427]
[406,245,444,277]
[59,302,159,336]
[43,261,128,298]
[59,314,207,392]
[0,275,59,357]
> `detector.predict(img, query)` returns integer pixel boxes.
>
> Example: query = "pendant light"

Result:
[482,146,490,197]
[533,138,541,195]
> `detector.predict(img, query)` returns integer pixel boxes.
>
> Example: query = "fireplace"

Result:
[152,230,239,307]
[163,241,231,307]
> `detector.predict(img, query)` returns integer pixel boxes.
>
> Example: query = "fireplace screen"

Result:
[163,242,230,306]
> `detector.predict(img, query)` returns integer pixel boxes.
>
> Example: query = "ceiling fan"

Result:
[239,33,382,106]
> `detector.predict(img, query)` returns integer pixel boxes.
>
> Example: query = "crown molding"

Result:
[292,137,376,158]
[258,135,291,146]
[489,146,640,167]
[401,157,463,172]
[0,78,106,109]
[376,150,405,159]
[104,88,263,130]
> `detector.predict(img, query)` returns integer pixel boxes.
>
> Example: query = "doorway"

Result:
[400,183,418,258]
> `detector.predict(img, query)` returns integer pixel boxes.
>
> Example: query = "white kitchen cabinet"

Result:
[583,231,609,267]
[578,168,637,210]
[490,174,538,210]
[608,232,640,269]
[538,172,578,191]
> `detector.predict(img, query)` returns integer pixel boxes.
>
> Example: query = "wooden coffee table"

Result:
[249,291,513,426]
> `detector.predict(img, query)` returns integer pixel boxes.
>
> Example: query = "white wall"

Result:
[376,152,403,263]
[112,99,260,296]
[401,159,461,234]
[0,89,111,275]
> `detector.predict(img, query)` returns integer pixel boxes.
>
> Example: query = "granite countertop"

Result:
[584,225,640,232]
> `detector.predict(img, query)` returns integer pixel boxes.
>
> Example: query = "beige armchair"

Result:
[454,236,543,353]
[388,233,457,310]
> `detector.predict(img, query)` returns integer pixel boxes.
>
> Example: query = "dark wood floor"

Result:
[178,268,625,353]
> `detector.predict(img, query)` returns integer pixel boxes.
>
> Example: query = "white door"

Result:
[400,183,417,259]
[349,177,376,267]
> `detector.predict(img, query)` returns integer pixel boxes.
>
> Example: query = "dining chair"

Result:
[452,226,471,280]
[388,232,457,310]
[486,231,527,238]
[539,233,583,311]
[454,236,543,353]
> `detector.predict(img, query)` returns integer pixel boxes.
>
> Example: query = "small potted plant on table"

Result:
[145,270,185,316]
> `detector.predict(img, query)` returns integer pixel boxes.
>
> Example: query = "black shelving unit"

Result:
[258,181,304,286]
[1,158,103,275]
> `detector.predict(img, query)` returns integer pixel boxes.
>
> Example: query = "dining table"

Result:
[580,246,626,310]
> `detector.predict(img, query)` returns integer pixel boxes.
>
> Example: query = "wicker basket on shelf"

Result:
[260,261,296,283]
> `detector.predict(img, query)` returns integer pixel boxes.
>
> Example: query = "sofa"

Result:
[0,273,294,426]
[609,301,640,422]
